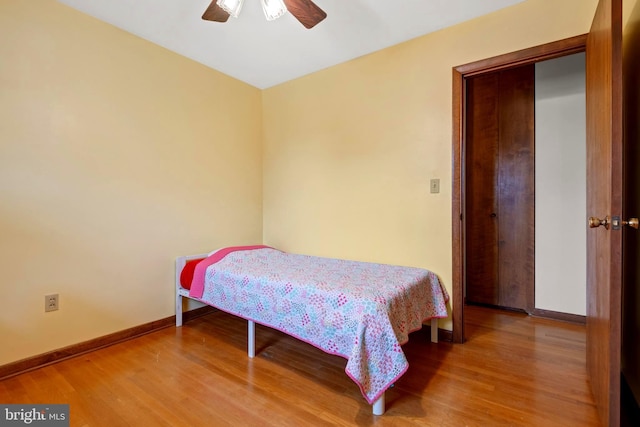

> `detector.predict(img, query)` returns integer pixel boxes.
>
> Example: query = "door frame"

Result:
[451,35,588,343]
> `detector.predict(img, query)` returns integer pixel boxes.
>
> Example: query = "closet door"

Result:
[465,66,535,312]
[465,73,500,306]
[497,66,535,311]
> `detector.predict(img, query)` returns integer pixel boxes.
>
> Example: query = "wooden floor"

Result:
[0,306,600,426]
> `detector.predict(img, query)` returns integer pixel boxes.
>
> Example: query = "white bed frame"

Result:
[175,253,439,416]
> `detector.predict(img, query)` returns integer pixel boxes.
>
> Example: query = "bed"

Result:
[175,246,449,415]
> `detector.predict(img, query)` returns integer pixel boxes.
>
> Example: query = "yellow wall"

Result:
[262,0,599,330]
[625,0,640,25]
[0,0,263,365]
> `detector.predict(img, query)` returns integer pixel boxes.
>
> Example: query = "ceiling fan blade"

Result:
[283,0,327,29]
[202,1,230,22]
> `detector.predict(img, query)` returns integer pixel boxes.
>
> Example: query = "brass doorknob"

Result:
[589,216,638,230]
[589,216,610,229]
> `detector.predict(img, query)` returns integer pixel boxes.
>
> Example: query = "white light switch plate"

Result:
[430,178,440,194]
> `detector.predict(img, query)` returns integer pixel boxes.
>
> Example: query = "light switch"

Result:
[430,178,440,194]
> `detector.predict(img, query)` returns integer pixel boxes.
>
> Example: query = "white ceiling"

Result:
[57,0,525,89]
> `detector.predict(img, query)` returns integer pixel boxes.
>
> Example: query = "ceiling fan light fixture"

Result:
[260,0,288,21]
[216,0,245,18]
[203,0,326,28]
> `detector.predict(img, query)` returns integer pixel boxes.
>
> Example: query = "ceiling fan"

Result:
[202,0,327,29]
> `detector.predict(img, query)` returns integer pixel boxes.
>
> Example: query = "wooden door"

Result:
[622,0,640,421]
[497,66,535,311]
[585,0,623,426]
[465,73,500,306]
[465,66,535,312]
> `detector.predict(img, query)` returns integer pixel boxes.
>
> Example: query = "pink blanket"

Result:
[188,247,449,405]
[189,245,271,298]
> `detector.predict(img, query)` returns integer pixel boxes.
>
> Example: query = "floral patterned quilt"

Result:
[189,247,449,404]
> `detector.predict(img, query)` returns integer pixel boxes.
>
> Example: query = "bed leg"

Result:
[175,256,186,328]
[248,320,255,358]
[176,293,183,327]
[431,319,438,343]
[372,393,385,415]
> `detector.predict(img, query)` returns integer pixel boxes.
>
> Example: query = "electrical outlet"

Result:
[430,178,440,194]
[45,294,59,312]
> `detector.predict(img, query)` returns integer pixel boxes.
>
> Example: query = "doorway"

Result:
[464,53,587,318]
[451,35,588,344]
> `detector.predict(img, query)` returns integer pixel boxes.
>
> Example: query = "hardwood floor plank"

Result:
[0,306,600,426]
